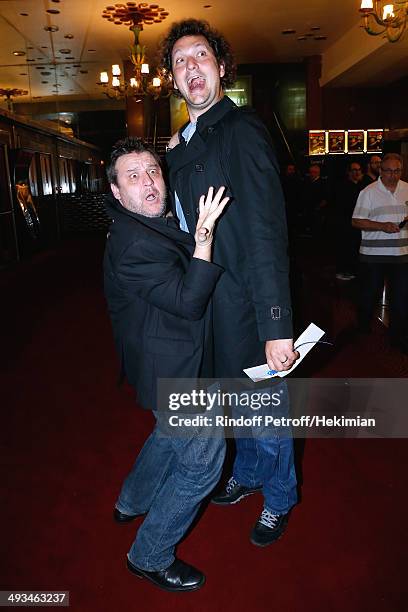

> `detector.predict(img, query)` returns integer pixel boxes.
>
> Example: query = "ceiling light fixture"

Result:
[359,0,408,42]
[99,2,172,100]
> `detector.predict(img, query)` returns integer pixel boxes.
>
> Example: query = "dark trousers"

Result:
[336,227,361,275]
[357,261,408,347]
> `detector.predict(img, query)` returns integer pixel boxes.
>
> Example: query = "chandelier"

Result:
[359,0,408,42]
[99,3,172,100]
[0,88,28,111]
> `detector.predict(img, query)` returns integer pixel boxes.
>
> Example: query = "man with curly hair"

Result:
[162,19,299,548]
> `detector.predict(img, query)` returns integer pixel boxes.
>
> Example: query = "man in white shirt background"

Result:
[352,153,408,354]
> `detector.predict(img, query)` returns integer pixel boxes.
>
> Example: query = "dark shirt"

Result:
[302,177,328,213]
[361,174,376,188]
[334,178,364,227]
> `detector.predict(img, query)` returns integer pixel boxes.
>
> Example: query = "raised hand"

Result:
[195,186,230,247]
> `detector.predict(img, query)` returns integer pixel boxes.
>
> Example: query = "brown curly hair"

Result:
[159,19,236,97]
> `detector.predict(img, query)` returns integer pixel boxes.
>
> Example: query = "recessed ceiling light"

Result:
[27,59,35,62]
[87,49,96,53]
[59,49,71,54]
[64,34,74,39]
[311,26,321,31]
[13,51,26,56]
[297,36,307,41]
[46,9,60,14]
[20,73,27,76]
[41,81,49,83]
[314,35,327,40]
[203,5,212,8]
[41,46,48,49]
[282,29,296,35]
[44,25,59,32]
[20,13,29,17]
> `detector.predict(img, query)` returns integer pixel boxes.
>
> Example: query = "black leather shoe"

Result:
[250,509,289,547]
[126,557,205,592]
[211,476,262,505]
[113,508,139,524]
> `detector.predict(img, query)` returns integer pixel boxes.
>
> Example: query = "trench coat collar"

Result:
[104,192,195,248]
[166,96,237,173]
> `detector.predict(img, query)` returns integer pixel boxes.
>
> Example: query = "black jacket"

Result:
[103,193,223,409]
[167,96,293,377]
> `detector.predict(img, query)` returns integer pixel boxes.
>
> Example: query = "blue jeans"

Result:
[232,383,298,515]
[116,412,225,571]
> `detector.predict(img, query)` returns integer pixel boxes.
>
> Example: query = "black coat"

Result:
[167,96,293,377]
[103,193,223,410]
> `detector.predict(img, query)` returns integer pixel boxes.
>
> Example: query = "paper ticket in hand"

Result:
[243,323,326,382]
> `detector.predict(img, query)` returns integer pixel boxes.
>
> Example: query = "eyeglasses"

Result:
[381,168,402,175]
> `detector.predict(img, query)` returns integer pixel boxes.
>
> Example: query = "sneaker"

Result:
[211,476,262,505]
[250,509,289,547]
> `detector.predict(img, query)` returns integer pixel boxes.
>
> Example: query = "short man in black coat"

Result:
[161,19,299,546]
[104,137,228,591]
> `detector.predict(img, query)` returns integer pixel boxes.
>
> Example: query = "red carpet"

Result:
[1,236,407,611]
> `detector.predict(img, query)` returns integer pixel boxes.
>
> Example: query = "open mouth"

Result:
[145,191,158,202]
[187,75,205,91]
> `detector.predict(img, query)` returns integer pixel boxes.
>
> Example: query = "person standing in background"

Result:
[361,155,382,188]
[334,161,364,281]
[352,153,408,353]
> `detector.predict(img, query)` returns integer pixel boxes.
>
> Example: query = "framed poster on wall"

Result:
[367,129,384,153]
[346,130,365,153]
[328,130,345,154]
[308,130,326,156]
